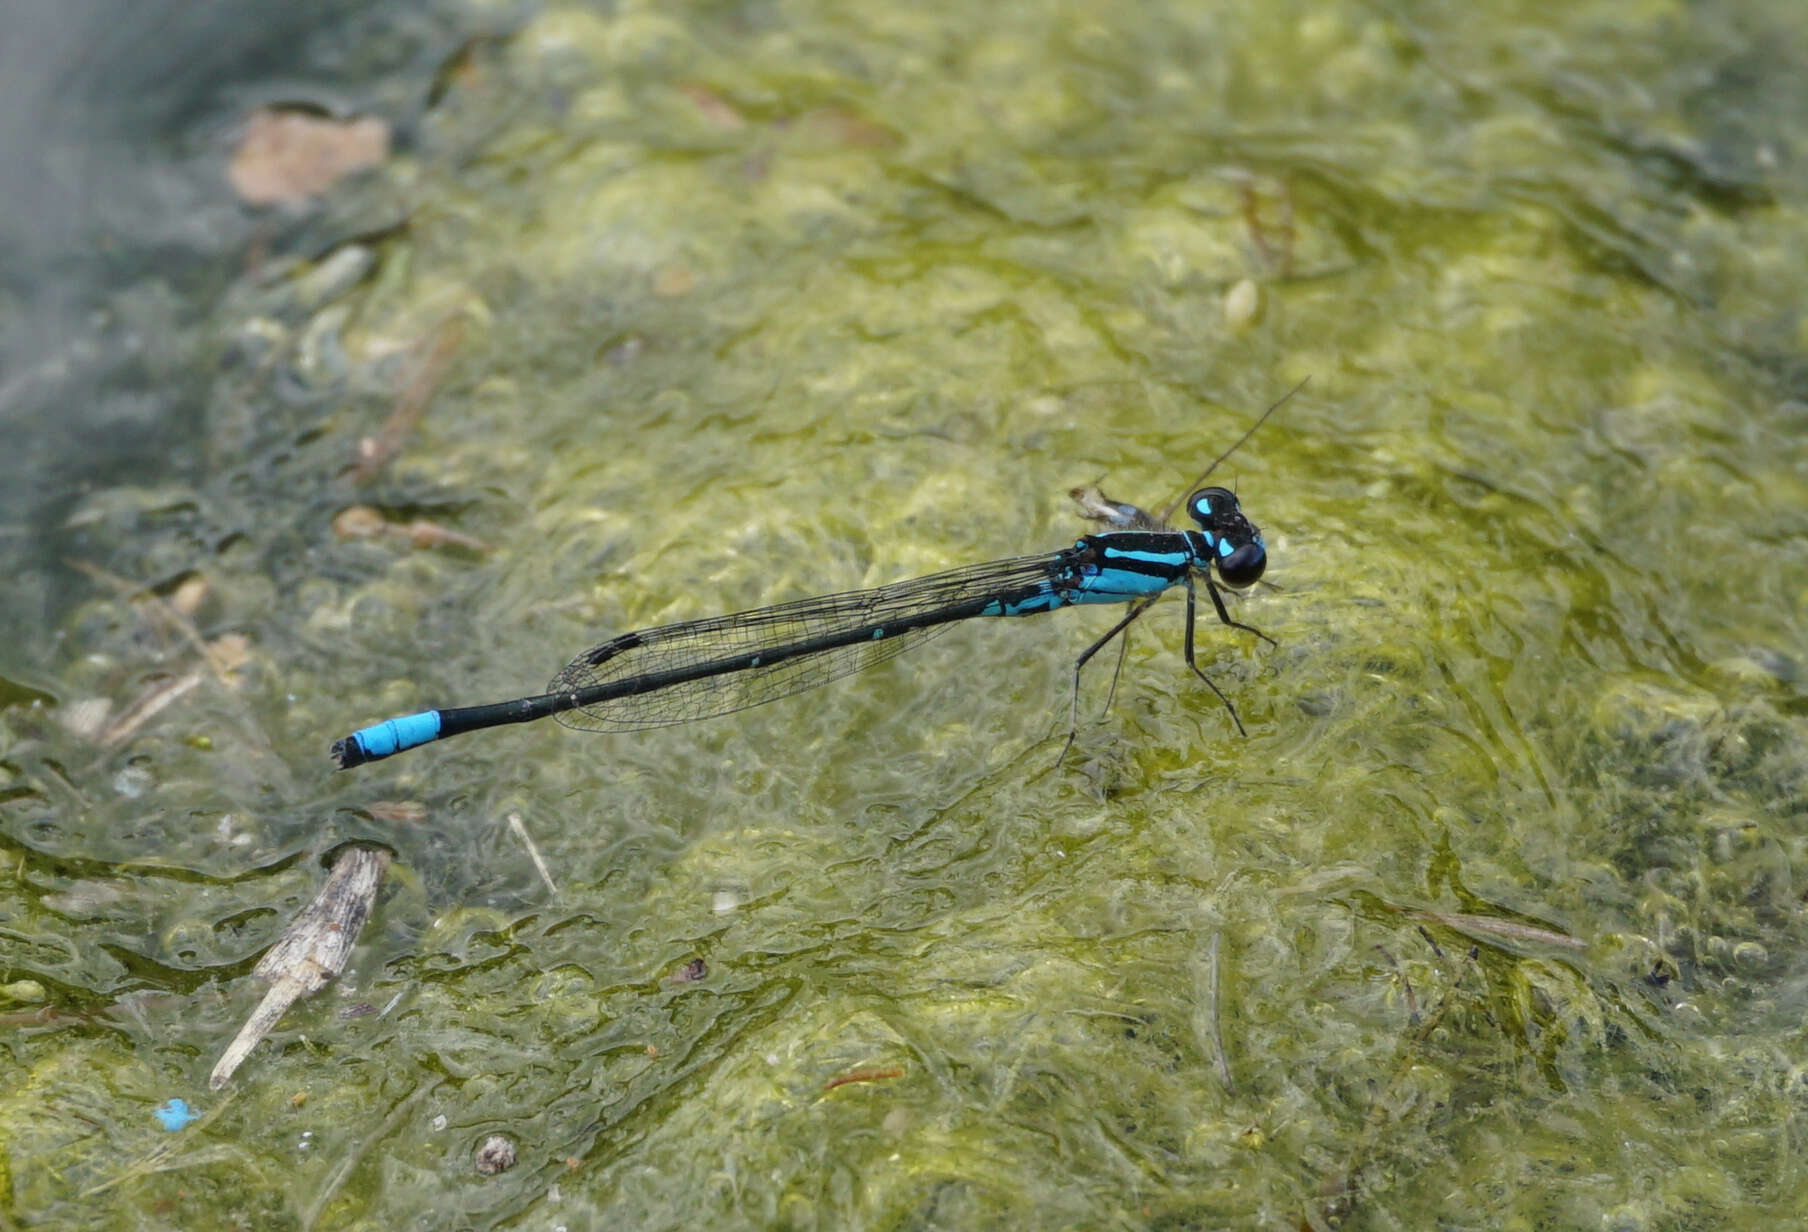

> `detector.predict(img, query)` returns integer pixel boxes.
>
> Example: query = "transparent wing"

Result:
[548,548,1084,731]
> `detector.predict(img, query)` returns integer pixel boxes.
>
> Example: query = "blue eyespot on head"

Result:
[1187,486,1237,529]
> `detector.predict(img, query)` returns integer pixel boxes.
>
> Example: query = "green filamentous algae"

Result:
[3,0,1807,1228]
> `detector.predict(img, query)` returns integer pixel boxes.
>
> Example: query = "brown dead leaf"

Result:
[228,108,391,207]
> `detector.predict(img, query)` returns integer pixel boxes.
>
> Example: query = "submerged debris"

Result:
[365,800,429,824]
[666,957,707,985]
[1407,909,1587,951]
[332,505,490,553]
[96,672,204,747]
[474,1134,518,1175]
[348,316,467,483]
[507,811,560,898]
[228,107,391,207]
[1198,931,1234,1094]
[210,844,391,1088]
[822,1066,905,1092]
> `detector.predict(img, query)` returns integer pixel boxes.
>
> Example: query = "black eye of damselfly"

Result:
[1215,541,1265,588]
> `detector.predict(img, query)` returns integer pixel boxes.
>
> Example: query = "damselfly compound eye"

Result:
[1215,541,1265,588]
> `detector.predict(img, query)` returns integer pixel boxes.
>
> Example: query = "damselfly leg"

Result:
[1055,597,1157,767]
[1202,575,1278,648]
[1183,578,1249,737]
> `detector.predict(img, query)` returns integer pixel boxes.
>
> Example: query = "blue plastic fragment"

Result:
[155,1097,198,1131]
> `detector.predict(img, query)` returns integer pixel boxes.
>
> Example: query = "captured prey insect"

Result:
[328,386,1298,770]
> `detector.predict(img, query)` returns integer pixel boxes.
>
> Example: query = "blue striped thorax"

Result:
[1074,485,1263,603]
[1070,532,1196,604]
[978,486,1266,619]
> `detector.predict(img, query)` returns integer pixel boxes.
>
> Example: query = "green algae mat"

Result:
[4,0,1807,1227]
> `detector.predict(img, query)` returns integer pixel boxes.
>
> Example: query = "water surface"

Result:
[4,0,1807,1227]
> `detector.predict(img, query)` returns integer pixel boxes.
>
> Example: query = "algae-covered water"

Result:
[4,0,1808,1227]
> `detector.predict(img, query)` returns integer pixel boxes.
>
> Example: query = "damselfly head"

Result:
[1187,486,1266,589]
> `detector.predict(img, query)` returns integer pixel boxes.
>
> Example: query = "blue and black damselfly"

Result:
[329,385,1298,770]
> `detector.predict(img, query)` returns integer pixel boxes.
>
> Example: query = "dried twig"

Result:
[1201,931,1235,1094]
[62,560,285,774]
[507,811,559,900]
[298,1079,437,1231]
[823,1067,904,1092]
[210,845,391,1088]
[1407,910,1586,951]
[349,316,465,482]
[1238,177,1295,278]
[64,560,238,685]
[97,672,204,748]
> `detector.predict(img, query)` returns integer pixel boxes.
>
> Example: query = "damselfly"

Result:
[329,386,1297,770]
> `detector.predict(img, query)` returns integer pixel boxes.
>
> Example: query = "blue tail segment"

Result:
[333,710,442,768]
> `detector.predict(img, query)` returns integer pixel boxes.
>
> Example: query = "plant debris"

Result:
[228,107,391,207]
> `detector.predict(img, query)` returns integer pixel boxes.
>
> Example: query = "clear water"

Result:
[4,0,1807,1228]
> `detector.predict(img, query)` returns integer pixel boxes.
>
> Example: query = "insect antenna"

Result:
[1155,375,1308,526]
